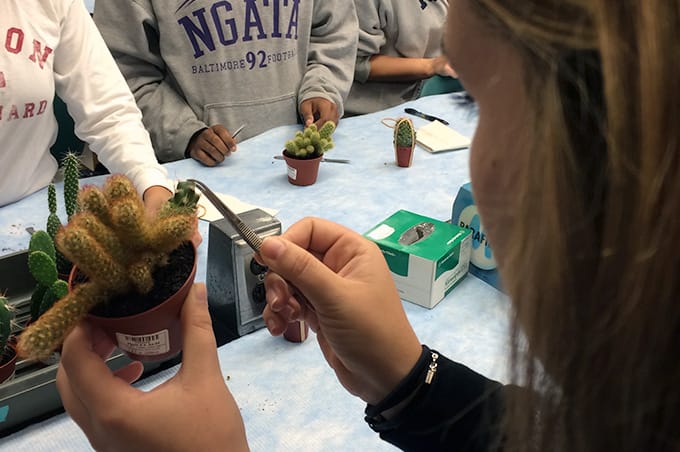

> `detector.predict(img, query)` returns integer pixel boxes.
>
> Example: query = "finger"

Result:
[59,322,137,413]
[113,361,144,384]
[56,365,94,434]
[177,283,222,381]
[190,148,218,167]
[262,304,290,336]
[258,236,345,312]
[313,105,335,129]
[299,101,315,126]
[212,125,238,153]
[198,137,226,164]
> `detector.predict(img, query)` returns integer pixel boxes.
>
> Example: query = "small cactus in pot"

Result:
[0,296,18,384]
[282,121,336,185]
[394,118,416,167]
[17,175,199,362]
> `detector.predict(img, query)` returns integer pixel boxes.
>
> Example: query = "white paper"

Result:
[416,120,471,153]
[197,192,278,222]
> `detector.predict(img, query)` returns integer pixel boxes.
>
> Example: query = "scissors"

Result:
[187,179,316,314]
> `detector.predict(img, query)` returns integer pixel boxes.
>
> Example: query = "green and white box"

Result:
[365,210,472,309]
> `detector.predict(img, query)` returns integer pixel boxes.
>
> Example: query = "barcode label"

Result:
[116,330,170,356]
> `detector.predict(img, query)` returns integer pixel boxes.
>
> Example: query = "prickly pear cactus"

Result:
[284,121,336,159]
[28,231,68,320]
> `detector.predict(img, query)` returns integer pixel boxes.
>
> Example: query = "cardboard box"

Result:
[451,183,503,291]
[365,210,472,308]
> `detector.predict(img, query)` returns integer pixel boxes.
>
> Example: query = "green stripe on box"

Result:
[378,245,409,277]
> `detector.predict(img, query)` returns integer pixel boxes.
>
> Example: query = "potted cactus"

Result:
[282,121,336,186]
[394,118,416,168]
[0,296,17,384]
[17,175,199,363]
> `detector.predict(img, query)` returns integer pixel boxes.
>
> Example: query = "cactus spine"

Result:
[284,121,336,159]
[18,176,198,361]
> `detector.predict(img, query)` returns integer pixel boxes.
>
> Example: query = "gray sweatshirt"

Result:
[94,1,358,162]
[345,0,449,116]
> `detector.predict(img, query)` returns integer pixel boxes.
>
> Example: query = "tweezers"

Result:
[188,179,262,252]
[187,179,316,313]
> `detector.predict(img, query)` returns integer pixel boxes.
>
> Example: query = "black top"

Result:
[365,346,509,451]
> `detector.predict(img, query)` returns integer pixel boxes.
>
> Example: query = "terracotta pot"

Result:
[70,244,197,363]
[282,150,322,186]
[395,145,415,168]
[0,343,18,384]
[283,320,309,343]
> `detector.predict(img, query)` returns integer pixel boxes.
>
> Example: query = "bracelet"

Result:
[364,345,439,428]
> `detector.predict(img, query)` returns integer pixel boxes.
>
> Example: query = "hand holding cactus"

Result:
[17,176,198,361]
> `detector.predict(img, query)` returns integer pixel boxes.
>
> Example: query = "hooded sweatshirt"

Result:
[0,0,172,207]
[345,0,449,116]
[94,1,359,163]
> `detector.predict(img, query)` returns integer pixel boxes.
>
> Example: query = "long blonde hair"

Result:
[470,1,680,450]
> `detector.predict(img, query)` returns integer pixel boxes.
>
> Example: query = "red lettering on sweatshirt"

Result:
[3,27,53,69]
[0,71,5,88]
[29,40,53,69]
[5,28,24,53]
[0,99,49,122]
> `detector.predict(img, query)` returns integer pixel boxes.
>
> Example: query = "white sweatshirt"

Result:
[0,0,172,207]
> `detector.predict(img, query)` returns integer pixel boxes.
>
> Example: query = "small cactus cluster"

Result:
[0,296,15,356]
[395,118,416,148]
[284,121,336,159]
[17,175,198,361]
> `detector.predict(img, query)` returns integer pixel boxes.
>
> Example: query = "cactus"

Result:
[28,230,69,320]
[284,121,336,159]
[0,296,15,356]
[46,152,82,275]
[395,118,415,147]
[17,175,198,361]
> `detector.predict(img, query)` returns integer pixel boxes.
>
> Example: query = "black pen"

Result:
[404,108,449,126]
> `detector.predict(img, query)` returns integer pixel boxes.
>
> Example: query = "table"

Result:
[0,94,510,451]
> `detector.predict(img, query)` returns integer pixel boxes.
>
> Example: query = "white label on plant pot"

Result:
[116,330,170,356]
[287,165,298,180]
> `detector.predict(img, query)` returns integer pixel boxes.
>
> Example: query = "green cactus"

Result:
[18,175,198,361]
[395,118,415,147]
[284,121,336,159]
[0,296,15,356]
[63,152,80,219]
[27,231,67,320]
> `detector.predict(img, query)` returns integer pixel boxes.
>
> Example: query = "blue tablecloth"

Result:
[0,94,510,451]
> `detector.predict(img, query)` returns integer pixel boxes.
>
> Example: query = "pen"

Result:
[231,123,246,139]
[273,155,351,164]
[404,108,449,126]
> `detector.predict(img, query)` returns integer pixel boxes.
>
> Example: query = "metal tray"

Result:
[0,250,175,437]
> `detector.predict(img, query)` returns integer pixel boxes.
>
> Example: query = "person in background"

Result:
[93,1,358,167]
[56,0,679,451]
[0,0,174,211]
[344,0,456,116]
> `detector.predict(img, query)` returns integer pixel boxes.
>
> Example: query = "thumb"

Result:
[259,237,340,310]
[178,283,221,379]
[299,101,315,126]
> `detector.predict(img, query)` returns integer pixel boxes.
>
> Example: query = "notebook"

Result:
[416,120,471,153]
